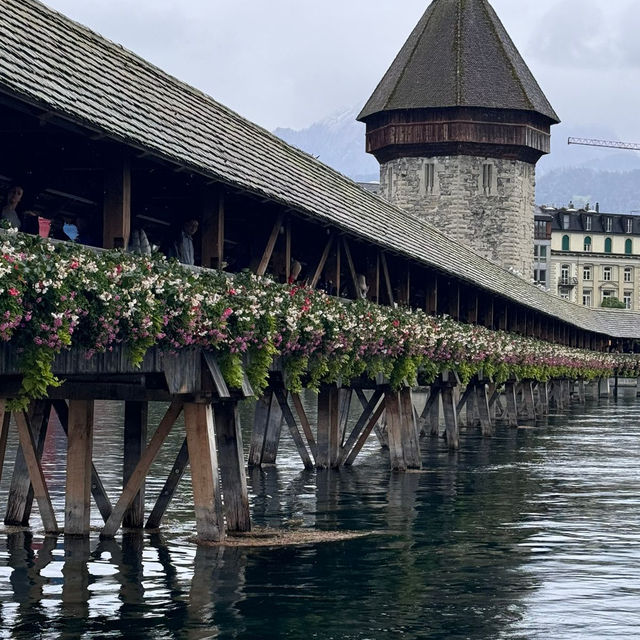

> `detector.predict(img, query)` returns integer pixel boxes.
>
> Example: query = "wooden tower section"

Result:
[358,0,560,277]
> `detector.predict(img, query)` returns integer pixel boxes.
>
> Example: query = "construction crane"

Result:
[568,137,640,151]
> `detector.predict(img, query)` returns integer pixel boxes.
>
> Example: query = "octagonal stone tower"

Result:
[358,0,559,277]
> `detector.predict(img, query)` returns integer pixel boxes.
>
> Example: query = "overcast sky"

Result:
[43,0,640,144]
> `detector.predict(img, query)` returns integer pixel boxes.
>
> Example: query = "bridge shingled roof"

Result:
[357,0,560,123]
[0,0,635,338]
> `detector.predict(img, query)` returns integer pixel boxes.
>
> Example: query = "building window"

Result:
[563,214,570,230]
[561,264,570,285]
[585,216,592,231]
[562,235,570,251]
[583,289,592,307]
[584,236,592,252]
[482,164,493,195]
[424,163,436,194]
[602,289,615,303]
[605,217,613,232]
[535,269,547,286]
[624,267,633,283]
[605,237,612,253]
[627,219,633,234]
[624,291,633,309]
[603,266,612,281]
[533,245,539,258]
[540,245,547,258]
[625,238,633,255]
[583,265,592,281]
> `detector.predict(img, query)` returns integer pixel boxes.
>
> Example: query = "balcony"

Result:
[559,277,578,288]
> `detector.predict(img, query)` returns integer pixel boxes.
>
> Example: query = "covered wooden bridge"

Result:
[0,0,638,542]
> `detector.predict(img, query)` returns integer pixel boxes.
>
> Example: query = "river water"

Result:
[1,392,639,639]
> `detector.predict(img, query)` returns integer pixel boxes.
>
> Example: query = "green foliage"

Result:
[601,297,626,309]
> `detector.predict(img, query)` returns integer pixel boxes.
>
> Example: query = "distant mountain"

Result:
[274,106,379,183]
[274,108,640,213]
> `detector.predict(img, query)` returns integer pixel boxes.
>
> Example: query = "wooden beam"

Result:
[103,152,131,249]
[311,235,334,288]
[338,389,383,465]
[344,396,386,466]
[380,251,394,305]
[256,212,284,277]
[285,220,291,282]
[342,237,359,299]
[201,190,225,269]
[375,251,380,303]
[65,400,94,536]
[274,388,314,470]
[426,275,438,315]
[0,400,9,485]
[5,400,51,526]
[146,438,189,529]
[14,411,58,534]
[184,402,225,542]
[101,400,183,538]
[214,401,251,532]
[123,401,148,529]
[51,400,112,522]
[290,393,317,459]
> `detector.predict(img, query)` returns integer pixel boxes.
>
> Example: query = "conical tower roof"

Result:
[358,0,559,123]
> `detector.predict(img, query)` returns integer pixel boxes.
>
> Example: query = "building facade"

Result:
[357,0,559,277]
[548,205,640,309]
[534,206,553,289]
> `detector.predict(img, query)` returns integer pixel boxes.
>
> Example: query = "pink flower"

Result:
[8,288,19,297]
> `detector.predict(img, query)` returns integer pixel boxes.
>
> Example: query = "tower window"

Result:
[482,164,493,195]
[425,163,436,194]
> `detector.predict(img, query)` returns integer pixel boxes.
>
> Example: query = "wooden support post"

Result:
[475,385,493,437]
[13,411,58,534]
[123,401,148,529]
[426,276,438,315]
[311,235,334,288]
[355,388,388,449]
[429,386,441,436]
[455,384,475,428]
[256,212,284,277]
[65,401,94,536]
[380,252,394,305]
[504,382,519,427]
[101,401,183,539]
[201,190,225,269]
[317,385,339,469]
[399,388,421,469]
[386,390,406,471]
[274,388,313,470]
[146,438,189,529]
[261,392,283,465]
[338,389,383,465]
[441,385,459,450]
[344,396,386,466]
[5,400,51,526]
[342,238,360,300]
[183,403,225,543]
[285,220,291,282]
[52,400,112,523]
[564,380,572,404]
[214,401,251,532]
[338,388,352,446]
[522,382,536,422]
[290,393,317,458]
[248,391,283,467]
[0,400,9,485]
[577,380,586,404]
[103,152,131,249]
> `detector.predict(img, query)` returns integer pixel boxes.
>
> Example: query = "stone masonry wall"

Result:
[380,155,536,278]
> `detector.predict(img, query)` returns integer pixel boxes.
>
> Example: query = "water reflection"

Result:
[1,396,640,637]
